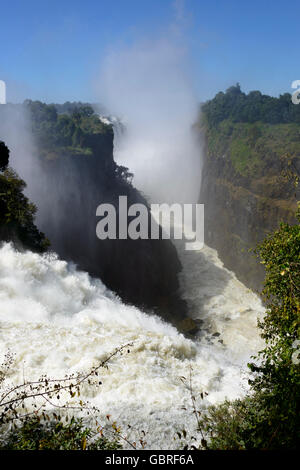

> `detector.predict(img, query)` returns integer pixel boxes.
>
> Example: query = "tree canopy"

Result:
[24,100,113,161]
[0,140,49,252]
[202,83,300,127]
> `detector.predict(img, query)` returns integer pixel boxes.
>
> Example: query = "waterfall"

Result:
[0,241,264,448]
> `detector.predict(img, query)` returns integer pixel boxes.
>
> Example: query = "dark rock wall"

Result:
[35,129,187,324]
[199,131,298,293]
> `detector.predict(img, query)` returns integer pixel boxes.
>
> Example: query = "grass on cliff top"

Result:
[204,119,300,178]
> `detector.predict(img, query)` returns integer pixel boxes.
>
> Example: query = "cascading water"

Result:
[0,239,264,449]
[0,41,265,445]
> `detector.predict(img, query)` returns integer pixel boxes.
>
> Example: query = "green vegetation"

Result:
[1,417,121,450]
[0,141,49,252]
[194,87,300,448]
[25,100,113,161]
[202,83,300,126]
[0,203,298,450]
[201,85,300,179]
[52,101,102,116]
[192,205,300,449]
[0,346,134,451]
[199,86,300,293]
[203,118,300,179]
[0,91,298,449]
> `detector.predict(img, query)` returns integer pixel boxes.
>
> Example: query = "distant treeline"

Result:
[202,83,300,126]
[49,101,105,115]
[23,100,112,160]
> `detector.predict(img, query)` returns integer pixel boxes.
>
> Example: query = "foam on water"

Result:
[0,242,264,448]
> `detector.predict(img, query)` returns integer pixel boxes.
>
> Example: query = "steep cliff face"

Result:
[0,101,189,326]
[199,119,299,292]
[38,151,186,323]
[20,102,188,325]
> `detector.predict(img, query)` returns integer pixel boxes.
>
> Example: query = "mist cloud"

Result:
[97,33,203,204]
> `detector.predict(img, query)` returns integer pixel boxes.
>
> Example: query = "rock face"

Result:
[198,85,300,293]
[199,125,299,293]
[39,153,186,323]
[20,102,188,324]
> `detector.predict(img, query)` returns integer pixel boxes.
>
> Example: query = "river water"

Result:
[0,238,264,448]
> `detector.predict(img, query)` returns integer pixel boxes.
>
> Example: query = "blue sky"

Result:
[0,0,298,103]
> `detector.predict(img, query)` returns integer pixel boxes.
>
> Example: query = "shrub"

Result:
[1,416,121,450]
[0,345,135,450]
[188,204,300,450]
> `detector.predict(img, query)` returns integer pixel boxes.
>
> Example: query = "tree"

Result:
[0,345,134,450]
[201,84,300,126]
[0,142,49,252]
[194,205,300,450]
[246,203,300,448]
[0,141,9,171]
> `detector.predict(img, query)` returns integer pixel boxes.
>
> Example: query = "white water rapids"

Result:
[0,238,264,449]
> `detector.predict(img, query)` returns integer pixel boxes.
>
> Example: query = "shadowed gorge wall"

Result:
[0,102,188,326]
[199,86,300,292]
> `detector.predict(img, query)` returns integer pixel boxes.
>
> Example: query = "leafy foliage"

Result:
[245,204,300,448]
[192,89,300,448]
[201,85,300,178]
[0,345,138,450]
[202,118,300,179]
[0,141,49,252]
[52,101,104,116]
[202,83,300,127]
[1,416,121,450]
[23,100,133,186]
[24,100,113,161]
[186,206,300,450]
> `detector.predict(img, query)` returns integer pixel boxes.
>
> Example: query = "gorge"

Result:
[0,85,299,449]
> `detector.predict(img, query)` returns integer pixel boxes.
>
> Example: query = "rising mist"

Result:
[98,35,203,204]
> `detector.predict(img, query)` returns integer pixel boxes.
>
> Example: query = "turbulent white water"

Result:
[0,241,264,449]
